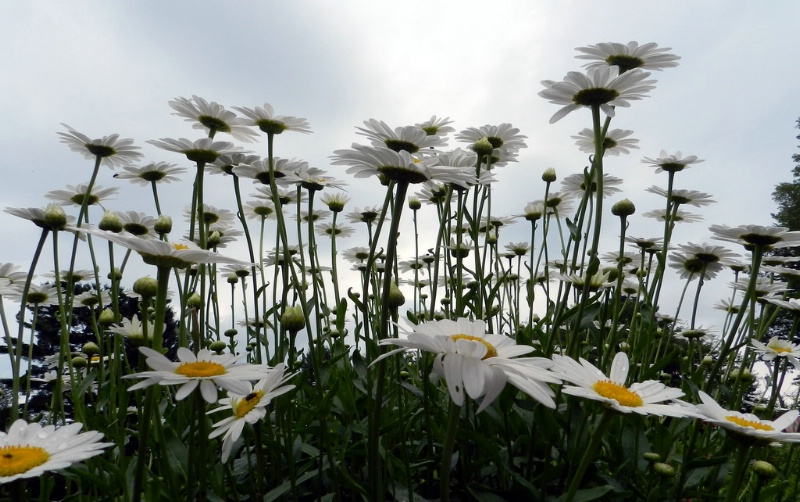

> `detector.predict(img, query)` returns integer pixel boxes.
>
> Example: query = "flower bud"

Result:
[643,452,661,463]
[541,167,557,183]
[207,231,222,248]
[72,356,88,368]
[408,197,422,210]
[751,460,778,479]
[187,293,203,309]
[107,268,123,281]
[99,211,123,233]
[209,340,227,353]
[281,305,306,332]
[133,276,159,299]
[98,308,116,326]
[154,215,173,235]
[388,282,406,308]
[43,203,67,230]
[471,137,494,156]
[227,273,238,284]
[224,328,238,338]
[82,342,100,355]
[611,198,636,217]
[653,463,676,477]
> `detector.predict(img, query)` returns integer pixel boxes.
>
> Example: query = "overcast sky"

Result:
[2,1,799,338]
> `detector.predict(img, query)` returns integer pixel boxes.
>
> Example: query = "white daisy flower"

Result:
[107,316,157,345]
[689,391,800,443]
[751,337,800,370]
[356,119,444,153]
[147,137,244,164]
[539,66,657,124]
[416,116,455,137]
[572,128,639,156]
[45,184,118,207]
[233,102,312,135]
[551,352,687,417]
[378,318,559,412]
[641,150,704,174]
[710,224,800,251]
[114,162,187,186]
[169,95,259,143]
[57,124,143,169]
[645,186,716,207]
[126,347,272,403]
[575,41,680,72]
[0,419,111,484]
[207,363,295,462]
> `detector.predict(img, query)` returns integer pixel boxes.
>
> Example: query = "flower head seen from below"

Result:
[208,363,295,462]
[573,128,639,156]
[57,124,143,169]
[646,186,716,208]
[378,318,559,412]
[79,227,247,268]
[751,337,800,370]
[455,124,527,159]
[126,347,272,403]
[641,150,704,174]
[551,352,687,416]
[147,137,244,164]
[114,162,187,186]
[539,66,657,123]
[575,41,681,73]
[710,224,800,251]
[356,119,444,153]
[0,419,111,484]
[234,102,312,135]
[169,95,259,143]
[5,204,75,231]
[416,115,455,137]
[46,184,118,208]
[690,391,800,443]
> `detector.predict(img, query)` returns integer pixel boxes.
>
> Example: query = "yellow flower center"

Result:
[725,415,774,431]
[172,243,190,251]
[0,445,50,477]
[767,339,792,354]
[175,361,226,378]
[450,334,497,359]
[235,390,265,418]
[592,380,643,407]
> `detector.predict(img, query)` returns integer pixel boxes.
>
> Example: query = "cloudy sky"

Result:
[1,1,799,337]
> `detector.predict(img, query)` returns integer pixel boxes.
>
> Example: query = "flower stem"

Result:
[564,408,614,502]
[441,400,462,502]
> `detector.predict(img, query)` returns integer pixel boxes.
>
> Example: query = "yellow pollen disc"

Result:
[0,445,50,477]
[235,390,265,418]
[725,415,774,431]
[772,347,792,354]
[592,380,643,407]
[450,334,497,359]
[172,243,190,250]
[175,361,226,378]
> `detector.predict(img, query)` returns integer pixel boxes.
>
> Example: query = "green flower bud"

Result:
[99,211,123,233]
[44,203,67,230]
[209,340,227,353]
[611,198,636,217]
[541,167,557,183]
[701,355,714,366]
[72,356,88,368]
[187,293,203,309]
[82,342,100,355]
[224,328,238,338]
[154,215,173,235]
[133,276,159,299]
[107,268,123,281]
[98,308,116,326]
[227,273,238,284]
[653,463,676,477]
[388,283,405,308]
[281,305,306,332]
[751,460,778,479]
[643,452,661,463]
[207,231,222,248]
[408,197,422,210]
[471,137,494,156]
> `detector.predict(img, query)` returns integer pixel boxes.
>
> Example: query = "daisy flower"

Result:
[356,119,444,153]
[244,200,275,220]
[560,172,623,199]
[641,150,704,174]
[207,363,295,462]
[642,208,703,223]
[233,102,312,135]
[57,124,143,169]
[455,124,527,157]
[114,162,187,186]
[551,352,687,416]
[689,391,800,443]
[0,419,111,484]
[416,116,455,137]
[319,192,351,213]
[378,318,559,412]
[575,41,681,73]
[45,184,118,208]
[316,223,355,239]
[751,337,800,370]
[233,157,307,185]
[3,283,62,306]
[645,186,716,207]
[169,95,259,143]
[207,153,261,176]
[117,211,158,238]
[147,137,244,164]
[5,204,75,231]
[78,228,247,268]
[126,347,272,403]
[107,316,157,345]
[332,144,474,187]
[710,224,800,251]
[572,128,639,156]
[539,66,657,124]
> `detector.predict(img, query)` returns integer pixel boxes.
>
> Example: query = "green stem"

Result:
[440,400,462,502]
[565,408,614,502]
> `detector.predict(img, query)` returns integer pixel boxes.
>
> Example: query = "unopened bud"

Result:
[388,282,406,308]
[44,203,67,230]
[99,211,123,233]
[133,276,159,299]
[154,215,173,235]
[408,197,422,210]
[611,199,636,217]
[653,463,676,477]
[541,167,557,183]
[209,340,227,353]
[643,452,661,462]
[751,460,777,479]
[281,305,306,332]
[187,293,203,309]
[98,308,116,326]
[471,137,494,156]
